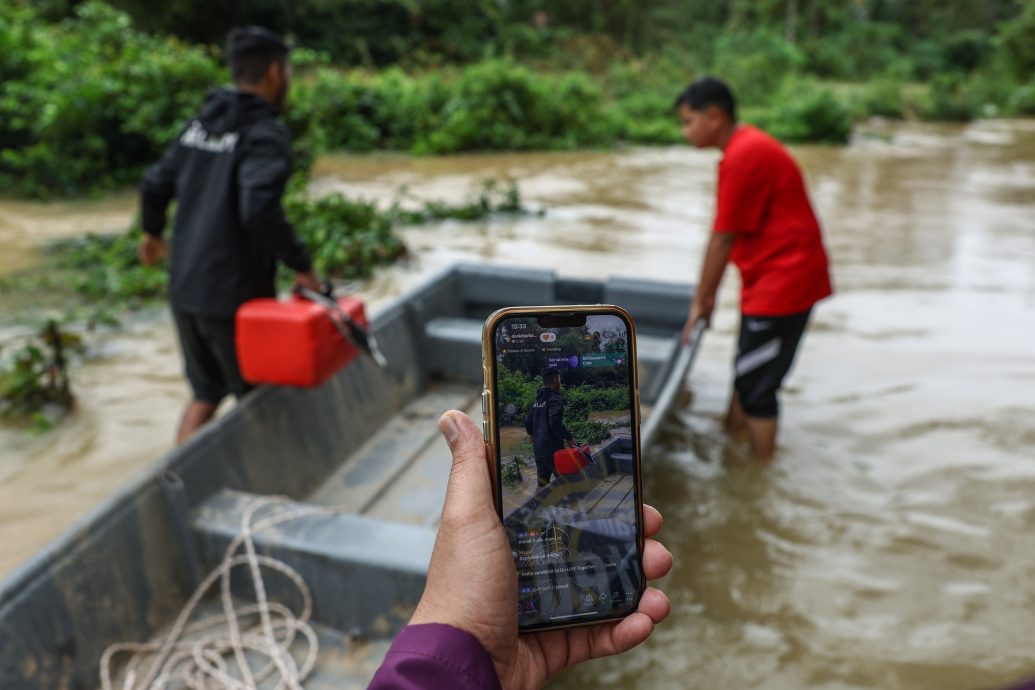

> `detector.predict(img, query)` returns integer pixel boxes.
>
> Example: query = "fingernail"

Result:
[439,413,459,445]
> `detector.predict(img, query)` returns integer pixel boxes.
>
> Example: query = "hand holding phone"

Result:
[482,306,647,632]
[408,410,672,689]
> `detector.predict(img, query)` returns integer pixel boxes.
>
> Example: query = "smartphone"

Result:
[481,305,645,632]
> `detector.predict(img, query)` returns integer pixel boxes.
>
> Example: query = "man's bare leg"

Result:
[176,400,217,445]
[725,390,748,433]
[744,415,778,460]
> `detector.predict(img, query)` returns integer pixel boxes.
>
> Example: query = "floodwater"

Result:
[3,120,1035,689]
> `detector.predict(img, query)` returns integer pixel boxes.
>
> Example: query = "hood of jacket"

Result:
[194,87,279,136]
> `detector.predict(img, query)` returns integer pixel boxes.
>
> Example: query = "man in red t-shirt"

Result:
[677,76,832,459]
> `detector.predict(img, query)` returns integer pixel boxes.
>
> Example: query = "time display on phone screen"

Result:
[492,313,643,629]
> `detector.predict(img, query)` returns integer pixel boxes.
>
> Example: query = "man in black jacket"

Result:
[524,367,575,487]
[139,27,320,444]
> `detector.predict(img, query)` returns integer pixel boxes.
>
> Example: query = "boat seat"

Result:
[423,317,484,383]
[191,489,435,636]
[608,452,634,474]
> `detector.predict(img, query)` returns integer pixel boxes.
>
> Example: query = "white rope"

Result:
[99,496,340,690]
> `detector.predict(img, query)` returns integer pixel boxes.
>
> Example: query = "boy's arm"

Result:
[684,231,735,343]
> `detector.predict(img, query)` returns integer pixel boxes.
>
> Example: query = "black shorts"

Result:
[172,309,253,404]
[734,309,811,418]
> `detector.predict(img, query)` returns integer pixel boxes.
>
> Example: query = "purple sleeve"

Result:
[368,624,502,690]
[1002,680,1035,690]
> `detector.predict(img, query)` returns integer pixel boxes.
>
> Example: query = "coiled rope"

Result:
[100,497,339,690]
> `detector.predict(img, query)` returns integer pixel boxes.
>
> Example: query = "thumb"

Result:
[438,410,495,520]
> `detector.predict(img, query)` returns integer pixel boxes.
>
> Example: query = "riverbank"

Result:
[5,2,1035,199]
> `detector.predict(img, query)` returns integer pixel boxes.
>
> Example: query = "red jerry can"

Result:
[235,295,368,388]
[554,445,592,475]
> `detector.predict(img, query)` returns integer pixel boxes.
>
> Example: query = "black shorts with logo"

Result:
[172,309,253,404]
[734,309,811,418]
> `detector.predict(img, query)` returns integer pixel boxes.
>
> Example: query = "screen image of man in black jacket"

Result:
[138,27,320,445]
[524,367,576,487]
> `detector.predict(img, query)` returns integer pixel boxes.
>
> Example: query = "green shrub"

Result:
[610,91,683,144]
[713,30,803,105]
[285,192,407,280]
[1008,79,1035,115]
[0,320,82,429]
[566,419,610,445]
[497,367,538,421]
[943,30,989,73]
[0,1,223,198]
[416,60,613,154]
[856,78,905,119]
[919,73,976,122]
[296,67,443,153]
[752,83,853,144]
[48,223,167,302]
[801,22,905,80]
[998,1,1035,81]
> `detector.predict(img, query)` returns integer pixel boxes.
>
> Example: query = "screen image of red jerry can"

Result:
[554,444,592,475]
[235,295,368,388]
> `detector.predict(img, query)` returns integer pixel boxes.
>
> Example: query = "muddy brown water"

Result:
[2,120,1035,689]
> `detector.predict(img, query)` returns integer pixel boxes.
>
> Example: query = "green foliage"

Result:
[0,320,82,429]
[1009,79,1035,116]
[108,0,504,66]
[284,192,407,280]
[943,30,989,73]
[750,82,854,144]
[497,367,538,422]
[919,73,977,122]
[856,78,906,119]
[802,22,906,80]
[47,222,167,302]
[0,1,223,198]
[566,420,610,445]
[417,60,615,154]
[999,0,1035,81]
[713,31,803,105]
[610,91,683,145]
[296,67,442,152]
[7,0,1035,202]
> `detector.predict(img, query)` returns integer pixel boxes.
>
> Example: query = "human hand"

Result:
[683,294,714,345]
[410,411,673,690]
[293,270,322,293]
[139,234,168,266]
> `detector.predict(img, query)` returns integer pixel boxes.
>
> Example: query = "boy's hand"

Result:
[683,294,714,344]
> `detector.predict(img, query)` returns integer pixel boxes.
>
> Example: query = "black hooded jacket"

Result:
[524,387,573,459]
[140,88,312,317]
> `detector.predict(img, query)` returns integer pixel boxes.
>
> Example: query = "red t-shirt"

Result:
[713,125,833,316]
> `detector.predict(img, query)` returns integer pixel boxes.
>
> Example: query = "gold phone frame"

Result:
[480,304,645,632]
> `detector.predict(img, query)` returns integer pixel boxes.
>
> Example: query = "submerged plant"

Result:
[0,320,83,431]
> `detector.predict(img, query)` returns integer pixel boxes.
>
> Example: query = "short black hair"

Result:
[542,367,561,385]
[675,76,737,122]
[227,27,290,85]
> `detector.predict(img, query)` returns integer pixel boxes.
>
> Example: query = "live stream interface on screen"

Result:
[494,315,642,627]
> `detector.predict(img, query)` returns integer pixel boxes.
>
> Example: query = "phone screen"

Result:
[490,311,643,630]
